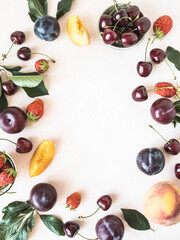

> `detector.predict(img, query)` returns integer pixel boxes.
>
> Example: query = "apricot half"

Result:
[144,182,180,226]
[67,16,90,46]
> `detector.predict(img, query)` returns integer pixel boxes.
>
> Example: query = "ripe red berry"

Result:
[154,82,177,98]
[66,192,81,210]
[26,98,44,124]
[153,15,173,41]
[35,59,49,73]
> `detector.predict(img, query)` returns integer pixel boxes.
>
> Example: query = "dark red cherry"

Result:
[113,9,129,27]
[16,137,33,153]
[2,80,17,96]
[132,85,148,102]
[97,195,112,211]
[134,17,151,34]
[63,221,80,238]
[164,139,180,155]
[99,14,113,30]
[127,5,140,20]
[121,32,138,47]
[150,48,166,64]
[10,31,25,45]
[17,47,31,61]
[103,29,118,45]
[137,61,152,77]
[123,26,136,33]
[175,164,180,179]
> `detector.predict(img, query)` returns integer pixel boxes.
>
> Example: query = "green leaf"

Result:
[23,80,49,98]
[1,65,22,73]
[39,0,48,15]
[39,215,65,236]
[0,77,2,97]
[2,201,30,215]
[0,92,8,113]
[172,116,180,128]
[27,213,34,231]
[28,12,37,22]
[10,73,46,88]
[166,46,180,71]
[174,100,180,113]
[121,208,152,231]
[12,218,28,240]
[56,0,74,20]
[27,0,45,22]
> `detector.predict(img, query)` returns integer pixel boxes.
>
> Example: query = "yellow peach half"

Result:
[144,182,180,226]
[67,16,90,46]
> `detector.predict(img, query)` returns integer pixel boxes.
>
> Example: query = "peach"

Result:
[67,16,90,46]
[144,182,180,226]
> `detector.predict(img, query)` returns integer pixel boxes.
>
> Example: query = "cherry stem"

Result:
[151,36,157,45]
[150,228,155,232]
[112,0,118,12]
[146,86,174,93]
[0,138,17,146]
[2,40,16,60]
[78,207,100,219]
[29,53,55,63]
[149,125,170,144]
[109,2,131,15]
[0,190,16,194]
[145,38,151,62]
[77,233,98,240]
[113,16,132,31]
[119,14,139,36]
[163,59,176,80]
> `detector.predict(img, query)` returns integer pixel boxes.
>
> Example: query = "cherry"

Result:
[2,81,17,96]
[17,47,31,61]
[102,29,118,45]
[121,32,138,47]
[0,137,33,153]
[79,195,112,219]
[175,164,180,179]
[10,31,25,45]
[132,85,148,102]
[123,26,137,33]
[150,98,176,124]
[149,125,180,155]
[99,14,113,30]
[113,9,129,27]
[126,5,140,20]
[137,38,152,77]
[134,17,151,34]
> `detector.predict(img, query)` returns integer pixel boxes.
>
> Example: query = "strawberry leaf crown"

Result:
[5,168,17,178]
[0,151,7,162]
[154,27,165,40]
[27,111,40,122]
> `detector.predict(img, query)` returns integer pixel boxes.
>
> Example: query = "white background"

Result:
[0,0,180,239]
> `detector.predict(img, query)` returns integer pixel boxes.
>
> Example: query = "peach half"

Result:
[67,16,90,46]
[144,182,180,226]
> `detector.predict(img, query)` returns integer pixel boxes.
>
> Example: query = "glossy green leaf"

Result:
[172,116,180,128]
[166,46,180,71]
[39,0,48,15]
[121,208,152,231]
[56,0,74,20]
[2,201,30,215]
[1,65,22,73]
[27,0,45,22]
[28,12,37,22]
[12,218,28,240]
[174,100,180,113]
[27,213,35,231]
[0,92,8,113]
[39,215,65,236]
[23,80,49,98]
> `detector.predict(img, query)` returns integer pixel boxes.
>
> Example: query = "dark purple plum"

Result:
[0,107,27,134]
[137,61,152,77]
[99,14,113,30]
[30,183,57,212]
[97,195,112,211]
[63,221,80,238]
[121,32,138,47]
[134,17,151,34]
[2,81,17,96]
[10,31,25,45]
[136,148,165,175]
[175,164,180,179]
[164,139,180,155]
[16,137,33,153]
[127,5,140,20]
[150,98,176,124]
[17,47,31,61]
[103,29,118,44]
[132,85,148,102]
[150,48,166,64]
[96,215,124,240]
[113,9,129,27]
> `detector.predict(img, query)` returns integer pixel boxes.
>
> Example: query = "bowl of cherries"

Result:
[99,1,151,48]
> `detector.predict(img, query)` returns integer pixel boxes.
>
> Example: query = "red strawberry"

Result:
[154,82,178,98]
[0,168,17,187]
[35,59,49,73]
[1,163,11,171]
[66,192,81,210]
[0,152,6,168]
[26,98,44,124]
[153,15,173,42]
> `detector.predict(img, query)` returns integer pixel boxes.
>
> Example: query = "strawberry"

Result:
[0,152,6,168]
[0,168,17,187]
[66,192,81,210]
[26,98,44,124]
[35,59,49,73]
[154,82,178,98]
[153,15,173,42]
[1,163,11,171]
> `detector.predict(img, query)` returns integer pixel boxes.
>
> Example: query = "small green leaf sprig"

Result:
[0,201,65,240]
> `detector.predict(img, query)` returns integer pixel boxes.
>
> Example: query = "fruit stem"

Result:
[150,228,155,232]
[0,190,16,194]
[149,125,170,144]
[78,207,100,219]
[29,53,55,63]
[163,59,176,80]
[113,16,132,31]
[0,138,17,146]
[145,38,151,62]
[109,2,131,16]
[119,14,139,36]
[112,0,118,12]
[146,86,174,93]
[2,40,15,60]
[77,233,98,240]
